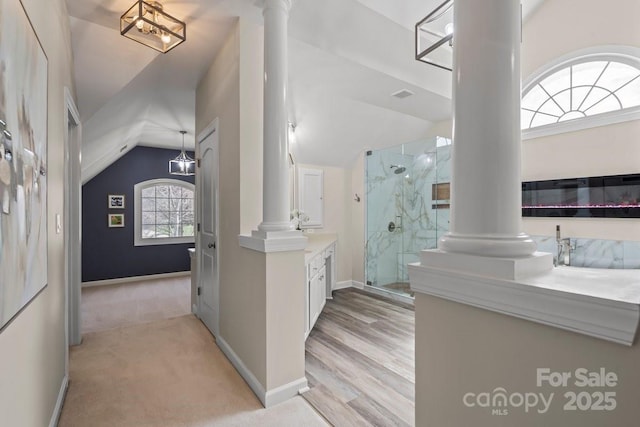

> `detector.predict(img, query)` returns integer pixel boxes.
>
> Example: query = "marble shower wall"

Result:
[366,139,452,287]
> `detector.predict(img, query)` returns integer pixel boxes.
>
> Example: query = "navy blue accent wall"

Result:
[82,146,196,282]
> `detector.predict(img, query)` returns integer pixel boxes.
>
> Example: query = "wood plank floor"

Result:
[303,288,415,427]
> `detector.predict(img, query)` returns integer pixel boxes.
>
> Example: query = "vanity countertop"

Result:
[304,233,337,264]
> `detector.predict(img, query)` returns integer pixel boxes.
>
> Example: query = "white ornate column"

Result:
[259,0,294,233]
[438,0,536,258]
[239,0,306,252]
[410,0,552,287]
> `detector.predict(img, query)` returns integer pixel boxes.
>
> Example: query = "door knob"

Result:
[208,243,215,249]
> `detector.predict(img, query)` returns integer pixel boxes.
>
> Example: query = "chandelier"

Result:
[120,1,186,53]
[415,0,453,71]
[169,131,195,176]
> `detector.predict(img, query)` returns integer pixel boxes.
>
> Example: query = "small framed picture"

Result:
[108,194,125,209]
[108,213,125,228]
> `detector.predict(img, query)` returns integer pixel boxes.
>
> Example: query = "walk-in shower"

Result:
[365,136,451,298]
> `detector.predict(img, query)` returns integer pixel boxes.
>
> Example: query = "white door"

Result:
[197,120,219,337]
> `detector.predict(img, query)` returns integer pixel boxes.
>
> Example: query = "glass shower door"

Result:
[365,137,451,298]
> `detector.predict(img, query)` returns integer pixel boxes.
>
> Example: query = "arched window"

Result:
[522,48,640,138]
[134,179,195,246]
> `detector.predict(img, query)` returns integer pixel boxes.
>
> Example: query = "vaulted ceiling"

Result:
[66,0,545,182]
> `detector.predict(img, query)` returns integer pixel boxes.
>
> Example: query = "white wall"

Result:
[0,0,75,425]
[521,0,640,241]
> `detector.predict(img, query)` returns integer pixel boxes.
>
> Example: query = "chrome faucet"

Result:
[555,225,574,266]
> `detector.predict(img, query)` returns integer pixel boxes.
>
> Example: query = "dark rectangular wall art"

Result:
[0,0,48,331]
[522,174,640,218]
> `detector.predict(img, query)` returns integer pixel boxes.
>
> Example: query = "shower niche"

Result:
[522,173,640,218]
[365,136,451,298]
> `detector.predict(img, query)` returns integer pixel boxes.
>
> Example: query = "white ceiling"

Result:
[66,0,545,181]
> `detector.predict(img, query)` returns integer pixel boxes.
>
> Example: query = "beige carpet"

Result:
[81,276,192,334]
[59,315,328,427]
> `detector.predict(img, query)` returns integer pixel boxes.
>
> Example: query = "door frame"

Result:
[196,118,220,337]
[64,87,82,356]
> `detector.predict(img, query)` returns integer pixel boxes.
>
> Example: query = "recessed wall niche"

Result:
[522,174,640,218]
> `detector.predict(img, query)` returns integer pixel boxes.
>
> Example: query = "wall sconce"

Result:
[415,0,453,71]
[121,1,186,53]
[169,130,195,176]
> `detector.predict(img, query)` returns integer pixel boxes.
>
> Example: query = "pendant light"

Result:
[169,131,195,176]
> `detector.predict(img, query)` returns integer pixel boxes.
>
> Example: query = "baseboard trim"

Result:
[264,377,309,407]
[82,271,190,288]
[216,335,267,406]
[334,280,353,290]
[216,336,307,408]
[49,375,68,427]
[351,280,365,289]
[298,384,311,394]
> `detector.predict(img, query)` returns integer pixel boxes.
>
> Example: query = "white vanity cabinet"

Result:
[309,265,326,329]
[304,238,337,339]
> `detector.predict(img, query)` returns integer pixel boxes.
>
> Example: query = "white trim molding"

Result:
[238,230,307,253]
[82,271,190,288]
[351,281,365,289]
[523,106,640,140]
[133,178,196,247]
[216,335,265,404]
[409,250,640,346]
[216,335,308,408]
[334,280,353,290]
[264,377,309,407]
[48,375,68,427]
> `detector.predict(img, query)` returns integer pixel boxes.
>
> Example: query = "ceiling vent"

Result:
[391,89,414,99]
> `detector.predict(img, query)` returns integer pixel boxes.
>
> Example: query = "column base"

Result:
[239,229,307,253]
[438,232,537,258]
[419,249,552,281]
